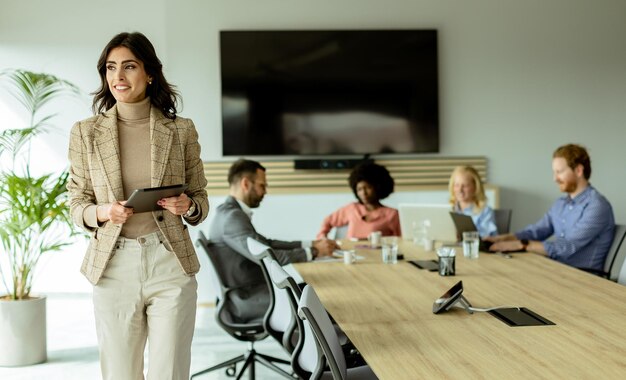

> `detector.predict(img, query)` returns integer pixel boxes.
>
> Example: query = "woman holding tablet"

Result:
[317,161,400,239]
[67,32,208,380]
[448,166,497,237]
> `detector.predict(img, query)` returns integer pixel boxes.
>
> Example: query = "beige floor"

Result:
[0,294,291,380]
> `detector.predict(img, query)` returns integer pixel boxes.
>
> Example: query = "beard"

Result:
[557,179,577,193]
[246,190,264,208]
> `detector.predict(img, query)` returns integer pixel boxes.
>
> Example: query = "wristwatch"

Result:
[184,199,196,218]
[520,239,529,250]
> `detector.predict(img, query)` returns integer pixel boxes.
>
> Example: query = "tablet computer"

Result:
[124,184,188,213]
[408,259,439,271]
[432,280,465,314]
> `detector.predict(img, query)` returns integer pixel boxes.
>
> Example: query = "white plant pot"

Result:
[0,296,47,366]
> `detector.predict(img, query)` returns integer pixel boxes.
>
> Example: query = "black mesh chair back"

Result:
[493,208,512,234]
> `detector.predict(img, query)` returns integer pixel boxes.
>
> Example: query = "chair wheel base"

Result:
[226,363,236,377]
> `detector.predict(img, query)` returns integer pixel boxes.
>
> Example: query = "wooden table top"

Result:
[293,240,626,379]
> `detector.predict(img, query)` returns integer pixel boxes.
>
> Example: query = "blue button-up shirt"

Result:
[454,204,498,238]
[515,186,614,271]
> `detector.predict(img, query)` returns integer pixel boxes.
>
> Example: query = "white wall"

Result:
[2,0,625,299]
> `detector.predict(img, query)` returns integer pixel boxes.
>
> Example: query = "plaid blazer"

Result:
[67,105,208,285]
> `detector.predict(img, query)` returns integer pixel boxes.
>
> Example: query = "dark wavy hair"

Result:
[91,32,180,119]
[348,162,395,202]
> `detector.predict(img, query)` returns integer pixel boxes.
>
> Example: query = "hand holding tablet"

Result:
[124,184,188,213]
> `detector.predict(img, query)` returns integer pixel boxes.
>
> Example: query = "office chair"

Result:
[246,237,299,354]
[297,285,379,380]
[267,261,367,379]
[266,259,316,379]
[191,232,293,379]
[493,208,512,234]
[618,258,626,285]
[608,225,626,283]
[604,224,626,279]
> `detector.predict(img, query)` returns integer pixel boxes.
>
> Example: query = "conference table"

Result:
[292,239,626,379]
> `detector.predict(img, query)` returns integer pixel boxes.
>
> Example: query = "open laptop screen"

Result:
[398,203,456,243]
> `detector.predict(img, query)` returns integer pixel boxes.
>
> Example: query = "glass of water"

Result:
[381,236,399,264]
[462,231,480,259]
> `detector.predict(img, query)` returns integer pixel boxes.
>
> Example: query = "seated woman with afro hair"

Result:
[317,162,401,239]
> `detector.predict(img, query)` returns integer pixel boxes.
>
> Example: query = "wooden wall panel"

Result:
[204,156,488,194]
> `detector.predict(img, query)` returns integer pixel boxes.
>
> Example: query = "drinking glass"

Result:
[462,231,480,259]
[381,236,398,264]
[436,247,456,276]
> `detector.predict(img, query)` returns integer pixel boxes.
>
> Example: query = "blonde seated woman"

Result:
[317,162,400,239]
[449,166,497,237]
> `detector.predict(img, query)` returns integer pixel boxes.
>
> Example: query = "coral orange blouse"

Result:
[317,202,401,239]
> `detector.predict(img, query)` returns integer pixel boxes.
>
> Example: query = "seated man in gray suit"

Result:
[209,159,338,322]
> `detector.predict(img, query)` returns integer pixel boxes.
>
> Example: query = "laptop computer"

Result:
[448,212,494,251]
[448,212,525,253]
[398,204,457,243]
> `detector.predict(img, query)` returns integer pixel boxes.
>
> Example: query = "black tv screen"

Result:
[220,30,439,156]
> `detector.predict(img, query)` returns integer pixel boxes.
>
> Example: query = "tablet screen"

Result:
[125,184,188,213]
[432,281,464,314]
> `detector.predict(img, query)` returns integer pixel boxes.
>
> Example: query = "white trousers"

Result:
[93,231,197,380]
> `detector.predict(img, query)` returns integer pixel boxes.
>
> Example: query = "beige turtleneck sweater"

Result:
[83,97,158,238]
[117,97,158,238]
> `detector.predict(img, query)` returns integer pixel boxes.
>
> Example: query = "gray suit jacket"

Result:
[208,196,307,322]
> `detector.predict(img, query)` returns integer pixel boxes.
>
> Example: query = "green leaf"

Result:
[0,69,80,299]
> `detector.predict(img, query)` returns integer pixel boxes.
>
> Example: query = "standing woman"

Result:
[67,32,208,380]
[449,166,497,237]
[317,161,400,239]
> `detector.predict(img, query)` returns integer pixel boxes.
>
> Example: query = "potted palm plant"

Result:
[0,69,80,366]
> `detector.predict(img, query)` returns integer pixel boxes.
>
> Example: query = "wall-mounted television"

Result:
[220,30,439,156]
